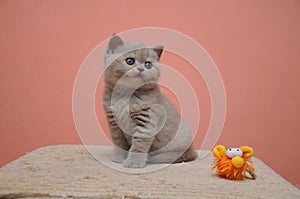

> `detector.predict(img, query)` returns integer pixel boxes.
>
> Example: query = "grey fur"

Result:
[103,35,197,168]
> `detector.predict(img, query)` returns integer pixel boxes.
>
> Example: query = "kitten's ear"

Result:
[107,34,124,53]
[153,45,164,59]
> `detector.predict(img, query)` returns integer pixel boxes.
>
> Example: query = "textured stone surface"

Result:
[0,145,299,199]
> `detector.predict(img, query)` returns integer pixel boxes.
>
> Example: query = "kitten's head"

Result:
[104,34,163,90]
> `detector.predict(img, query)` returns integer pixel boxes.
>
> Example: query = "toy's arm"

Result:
[239,146,254,158]
[213,145,226,159]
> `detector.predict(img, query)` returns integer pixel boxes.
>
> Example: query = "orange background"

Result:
[1,0,299,187]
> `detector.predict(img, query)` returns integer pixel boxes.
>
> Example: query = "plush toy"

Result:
[212,145,256,180]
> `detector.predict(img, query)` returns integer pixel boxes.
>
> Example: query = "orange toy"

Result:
[212,145,256,180]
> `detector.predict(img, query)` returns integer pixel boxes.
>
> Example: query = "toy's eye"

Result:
[226,148,243,158]
[144,61,152,69]
[125,58,135,65]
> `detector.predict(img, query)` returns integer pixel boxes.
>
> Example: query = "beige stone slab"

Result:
[0,145,299,199]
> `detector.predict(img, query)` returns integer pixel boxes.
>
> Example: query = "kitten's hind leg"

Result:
[112,144,129,163]
[148,151,183,164]
[148,147,198,164]
[105,106,129,163]
[110,130,129,163]
[173,146,198,163]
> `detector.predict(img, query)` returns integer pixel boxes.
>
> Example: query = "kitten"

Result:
[103,34,197,168]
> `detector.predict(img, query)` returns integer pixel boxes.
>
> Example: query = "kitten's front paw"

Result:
[130,106,151,127]
[123,157,146,168]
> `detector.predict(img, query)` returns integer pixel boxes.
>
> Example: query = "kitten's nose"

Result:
[137,67,144,72]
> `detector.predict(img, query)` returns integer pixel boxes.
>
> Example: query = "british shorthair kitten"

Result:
[103,34,197,168]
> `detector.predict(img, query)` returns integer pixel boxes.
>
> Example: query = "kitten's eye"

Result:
[144,61,152,69]
[125,58,135,65]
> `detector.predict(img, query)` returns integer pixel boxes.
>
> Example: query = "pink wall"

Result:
[1,0,299,186]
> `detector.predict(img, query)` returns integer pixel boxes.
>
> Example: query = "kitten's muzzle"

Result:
[137,67,144,72]
[137,65,145,72]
